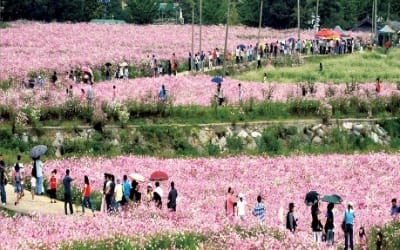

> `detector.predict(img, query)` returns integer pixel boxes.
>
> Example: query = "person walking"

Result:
[344,202,355,250]
[63,169,74,215]
[49,169,57,203]
[33,157,44,195]
[237,193,247,221]
[286,202,297,233]
[0,160,7,205]
[12,162,23,206]
[14,155,25,197]
[311,201,323,243]
[391,198,399,218]
[81,175,95,216]
[216,83,224,106]
[252,195,266,224]
[159,84,167,102]
[30,174,36,201]
[114,179,123,210]
[324,203,335,245]
[238,83,243,103]
[358,227,367,250]
[167,181,178,212]
[154,181,163,209]
[226,187,236,219]
[122,175,131,205]
[375,77,381,94]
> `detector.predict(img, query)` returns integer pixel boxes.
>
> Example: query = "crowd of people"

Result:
[224,186,399,249]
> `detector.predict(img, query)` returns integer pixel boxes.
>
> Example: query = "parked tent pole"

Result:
[297,0,300,40]
[223,0,230,77]
[257,0,263,46]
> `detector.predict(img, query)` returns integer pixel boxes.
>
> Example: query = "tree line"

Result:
[1,0,399,29]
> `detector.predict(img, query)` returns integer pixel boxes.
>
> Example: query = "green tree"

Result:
[125,0,160,24]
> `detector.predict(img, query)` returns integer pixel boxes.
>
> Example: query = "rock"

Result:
[188,136,198,147]
[226,127,234,137]
[352,124,364,131]
[251,131,262,138]
[246,139,258,150]
[55,148,62,158]
[312,136,322,145]
[375,126,387,137]
[237,130,249,139]
[52,132,64,149]
[311,124,322,131]
[218,136,227,150]
[31,136,38,142]
[211,137,219,146]
[304,128,313,137]
[111,139,119,146]
[302,134,311,143]
[199,130,212,144]
[370,132,380,144]
[352,129,361,136]
[342,122,353,130]
[22,133,29,143]
[316,128,325,137]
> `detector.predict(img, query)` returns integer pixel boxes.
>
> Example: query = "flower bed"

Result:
[0,153,397,249]
[1,74,399,109]
[0,22,369,80]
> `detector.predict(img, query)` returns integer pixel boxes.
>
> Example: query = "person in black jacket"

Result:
[167,181,178,212]
[324,203,335,245]
[311,201,323,243]
[286,202,297,233]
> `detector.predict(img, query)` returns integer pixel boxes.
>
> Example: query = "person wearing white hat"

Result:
[237,193,247,221]
[344,202,355,250]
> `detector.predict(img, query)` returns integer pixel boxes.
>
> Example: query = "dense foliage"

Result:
[1,0,399,29]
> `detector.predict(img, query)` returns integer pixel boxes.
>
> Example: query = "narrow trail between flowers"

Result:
[3,184,91,216]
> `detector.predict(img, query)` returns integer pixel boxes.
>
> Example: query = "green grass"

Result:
[368,221,400,250]
[235,49,400,84]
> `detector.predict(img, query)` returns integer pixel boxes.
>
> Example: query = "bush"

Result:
[288,99,320,117]
[226,136,243,153]
[257,127,282,155]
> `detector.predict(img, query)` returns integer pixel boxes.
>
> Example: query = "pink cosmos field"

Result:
[1,74,399,108]
[1,153,398,249]
[0,22,369,80]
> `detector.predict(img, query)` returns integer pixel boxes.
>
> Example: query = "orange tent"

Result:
[316,28,341,40]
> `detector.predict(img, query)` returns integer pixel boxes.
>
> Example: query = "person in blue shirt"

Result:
[252,195,265,224]
[344,202,355,250]
[159,84,167,102]
[391,198,399,217]
[122,175,131,205]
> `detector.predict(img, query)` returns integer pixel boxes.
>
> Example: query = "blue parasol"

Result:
[211,76,223,84]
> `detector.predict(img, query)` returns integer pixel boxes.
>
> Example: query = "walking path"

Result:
[2,184,93,216]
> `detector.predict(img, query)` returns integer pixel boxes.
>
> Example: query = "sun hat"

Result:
[238,193,244,198]
[147,183,152,188]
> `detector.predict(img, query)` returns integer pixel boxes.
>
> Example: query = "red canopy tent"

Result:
[316,28,341,40]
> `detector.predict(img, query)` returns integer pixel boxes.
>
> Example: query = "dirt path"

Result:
[2,184,94,216]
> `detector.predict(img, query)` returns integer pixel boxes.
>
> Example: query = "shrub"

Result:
[257,127,282,155]
[226,136,243,153]
[288,99,320,116]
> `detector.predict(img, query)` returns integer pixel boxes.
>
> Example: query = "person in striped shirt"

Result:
[253,195,266,224]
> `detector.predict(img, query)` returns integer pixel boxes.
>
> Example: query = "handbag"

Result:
[341,220,346,232]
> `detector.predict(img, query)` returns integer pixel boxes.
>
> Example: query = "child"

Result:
[358,227,367,250]
[31,176,36,200]
[49,169,57,203]
[263,72,267,83]
[376,228,383,250]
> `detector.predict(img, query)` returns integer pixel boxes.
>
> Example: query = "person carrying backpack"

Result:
[12,161,23,205]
